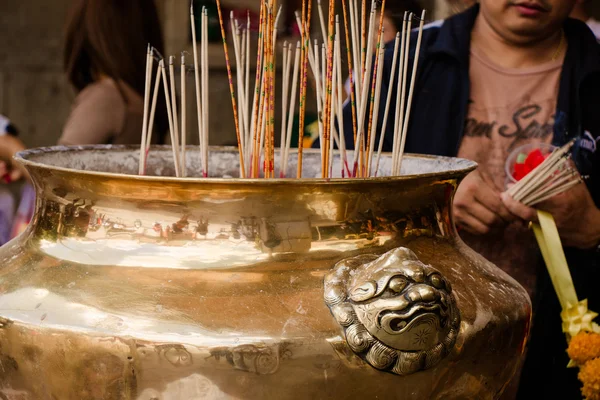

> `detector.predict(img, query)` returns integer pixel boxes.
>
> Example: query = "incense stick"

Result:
[279,42,292,177]
[245,12,252,172]
[317,0,328,41]
[169,56,182,174]
[391,13,408,174]
[202,9,210,177]
[508,140,575,198]
[374,32,401,177]
[216,0,246,178]
[360,0,367,72]
[283,43,301,177]
[342,0,358,149]
[393,13,413,175]
[528,179,582,206]
[232,15,245,166]
[139,44,153,175]
[190,3,205,175]
[335,15,349,177]
[367,46,385,177]
[297,0,313,178]
[251,3,266,177]
[160,59,181,177]
[352,2,376,177]
[181,53,187,177]
[365,0,386,174]
[313,40,325,167]
[145,57,163,159]
[397,11,426,174]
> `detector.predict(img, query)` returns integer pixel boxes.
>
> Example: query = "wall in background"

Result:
[0,0,73,149]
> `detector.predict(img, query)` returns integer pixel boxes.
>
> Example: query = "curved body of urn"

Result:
[0,146,531,400]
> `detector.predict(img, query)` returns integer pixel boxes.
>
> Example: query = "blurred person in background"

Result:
[570,0,600,40]
[0,116,23,246]
[0,0,166,242]
[61,0,166,146]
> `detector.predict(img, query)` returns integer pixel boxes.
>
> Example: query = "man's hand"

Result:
[501,183,600,250]
[453,170,516,235]
[0,135,27,183]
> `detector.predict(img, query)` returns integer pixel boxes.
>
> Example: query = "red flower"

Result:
[512,148,550,181]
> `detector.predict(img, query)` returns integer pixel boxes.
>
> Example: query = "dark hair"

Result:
[63,0,168,143]
[384,1,424,31]
[64,0,165,96]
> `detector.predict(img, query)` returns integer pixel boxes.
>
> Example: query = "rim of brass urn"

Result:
[14,144,477,184]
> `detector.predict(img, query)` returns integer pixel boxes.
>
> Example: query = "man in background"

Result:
[341,1,600,398]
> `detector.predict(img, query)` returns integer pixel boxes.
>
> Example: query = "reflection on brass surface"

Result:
[0,146,532,399]
[324,247,460,375]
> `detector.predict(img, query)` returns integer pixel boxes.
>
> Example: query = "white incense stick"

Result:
[352,2,376,175]
[521,169,577,204]
[232,15,245,162]
[160,59,181,177]
[145,58,163,170]
[283,42,301,176]
[202,9,209,176]
[245,14,252,171]
[508,141,574,199]
[348,0,361,102]
[317,0,328,42]
[313,41,325,167]
[169,56,182,173]
[139,44,153,175]
[397,11,426,174]
[190,3,204,175]
[367,46,385,177]
[335,16,348,177]
[279,42,291,177]
[374,32,401,177]
[514,158,571,202]
[294,11,319,89]
[181,53,187,177]
[391,13,408,173]
[328,33,339,178]
[528,179,582,206]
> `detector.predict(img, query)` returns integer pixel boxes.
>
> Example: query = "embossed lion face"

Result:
[324,247,460,376]
[348,248,454,351]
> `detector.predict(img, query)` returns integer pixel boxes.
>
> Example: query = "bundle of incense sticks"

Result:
[138,0,427,180]
[506,140,584,206]
[138,4,210,178]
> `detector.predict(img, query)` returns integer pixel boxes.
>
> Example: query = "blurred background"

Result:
[1,0,598,149]
[0,0,449,151]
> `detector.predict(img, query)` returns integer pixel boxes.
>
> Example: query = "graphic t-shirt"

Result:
[457,45,563,296]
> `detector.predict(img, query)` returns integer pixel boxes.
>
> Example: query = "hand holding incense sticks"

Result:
[506,140,583,207]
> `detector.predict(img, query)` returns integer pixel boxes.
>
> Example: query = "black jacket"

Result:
[334,5,600,398]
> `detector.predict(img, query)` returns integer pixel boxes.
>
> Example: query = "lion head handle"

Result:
[324,247,460,376]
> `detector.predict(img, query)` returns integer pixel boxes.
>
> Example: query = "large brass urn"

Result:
[0,146,531,399]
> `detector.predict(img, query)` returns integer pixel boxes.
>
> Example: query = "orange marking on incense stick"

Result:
[251,2,266,178]
[297,0,313,179]
[322,0,336,178]
[360,0,366,73]
[365,0,386,172]
[216,0,246,178]
[342,0,358,149]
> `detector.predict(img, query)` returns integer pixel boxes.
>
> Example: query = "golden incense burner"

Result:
[0,146,531,399]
